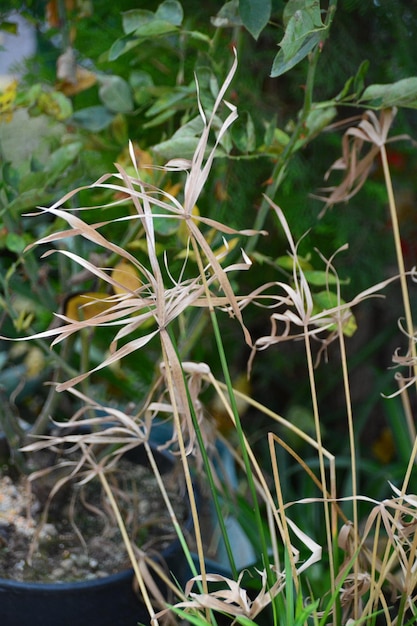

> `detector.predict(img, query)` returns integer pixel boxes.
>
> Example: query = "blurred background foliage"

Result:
[1,0,417,525]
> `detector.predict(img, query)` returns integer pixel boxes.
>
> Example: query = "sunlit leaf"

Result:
[111,260,142,295]
[0,80,18,120]
[0,20,18,35]
[64,292,112,321]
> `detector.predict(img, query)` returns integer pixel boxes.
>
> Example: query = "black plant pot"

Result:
[0,444,193,626]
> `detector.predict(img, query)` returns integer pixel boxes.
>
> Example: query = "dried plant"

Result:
[4,46,417,626]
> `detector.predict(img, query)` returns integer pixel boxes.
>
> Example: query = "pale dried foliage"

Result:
[11,53,417,626]
[315,108,412,214]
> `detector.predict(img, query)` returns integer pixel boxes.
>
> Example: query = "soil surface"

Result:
[0,456,187,583]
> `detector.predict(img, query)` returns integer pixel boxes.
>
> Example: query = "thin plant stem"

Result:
[167,328,238,578]
[380,144,417,384]
[303,328,336,618]
[98,469,157,623]
[364,435,417,619]
[396,374,417,444]
[189,236,272,581]
[337,323,359,621]
[159,334,209,602]
[143,442,201,586]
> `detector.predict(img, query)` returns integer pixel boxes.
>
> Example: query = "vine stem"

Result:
[380,143,417,385]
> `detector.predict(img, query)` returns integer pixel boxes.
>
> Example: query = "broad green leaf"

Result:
[271,0,326,77]
[122,10,178,39]
[282,0,324,58]
[239,0,271,40]
[46,142,83,175]
[359,77,417,109]
[122,9,154,35]
[129,70,154,90]
[18,171,49,193]
[155,0,183,26]
[152,135,201,161]
[271,32,321,77]
[72,106,115,131]
[133,20,178,37]
[151,116,205,158]
[130,70,154,106]
[6,189,54,213]
[17,143,82,194]
[98,75,134,113]
[6,232,26,254]
[108,36,138,61]
[295,104,337,146]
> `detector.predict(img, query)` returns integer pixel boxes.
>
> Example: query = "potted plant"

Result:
[0,39,252,624]
[3,2,417,625]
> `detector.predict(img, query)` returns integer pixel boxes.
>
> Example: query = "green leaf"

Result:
[152,135,201,161]
[108,35,138,61]
[121,9,178,38]
[145,85,195,118]
[45,142,83,175]
[335,76,354,102]
[239,0,271,40]
[0,20,18,35]
[359,77,417,109]
[303,270,348,286]
[134,20,178,37]
[296,104,337,146]
[5,232,26,254]
[155,0,183,26]
[122,9,154,35]
[335,60,369,102]
[231,111,256,152]
[130,70,154,106]
[271,32,321,77]
[353,59,370,96]
[6,192,52,214]
[271,0,326,77]
[72,106,115,131]
[98,75,134,113]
